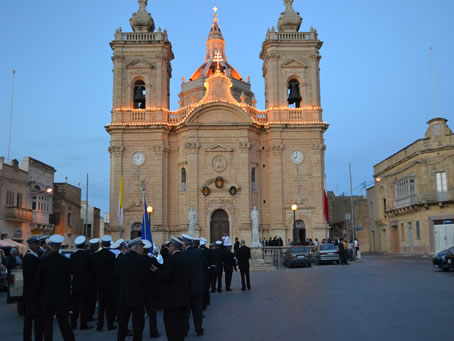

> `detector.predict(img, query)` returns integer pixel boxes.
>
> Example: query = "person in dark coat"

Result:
[143,241,162,339]
[152,236,190,341]
[87,238,100,321]
[69,236,93,330]
[93,235,116,331]
[35,234,75,341]
[213,241,225,292]
[237,240,251,290]
[233,237,240,257]
[223,243,237,291]
[116,238,148,341]
[23,236,43,341]
[338,238,349,265]
[199,238,210,309]
[207,243,217,293]
[182,235,206,336]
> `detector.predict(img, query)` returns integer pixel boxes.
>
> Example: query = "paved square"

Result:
[1,255,453,340]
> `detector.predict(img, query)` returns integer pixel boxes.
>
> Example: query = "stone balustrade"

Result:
[119,32,168,42]
[266,31,317,42]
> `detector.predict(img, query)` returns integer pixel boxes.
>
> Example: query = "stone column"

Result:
[238,141,251,240]
[268,143,285,231]
[185,141,200,233]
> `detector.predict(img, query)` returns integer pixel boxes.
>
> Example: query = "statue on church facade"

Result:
[250,207,261,247]
[188,208,197,236]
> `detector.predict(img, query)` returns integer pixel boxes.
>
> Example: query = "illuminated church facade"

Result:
[106,0,328,245]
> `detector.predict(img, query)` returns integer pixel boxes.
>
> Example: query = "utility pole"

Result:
[429,47,439,116]
[85,174,89,237]
[7,70,16,161]
[349,163,356,259]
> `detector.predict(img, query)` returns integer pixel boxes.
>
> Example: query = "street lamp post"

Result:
[147,206,153,231]
[291,204,297,243]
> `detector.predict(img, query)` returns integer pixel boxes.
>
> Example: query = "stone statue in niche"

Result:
[250,207,261,247]
[188,207,197,235]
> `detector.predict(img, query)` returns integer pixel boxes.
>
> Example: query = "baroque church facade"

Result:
[106,0,328,245]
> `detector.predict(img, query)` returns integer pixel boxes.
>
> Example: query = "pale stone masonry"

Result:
[106,0,328,245]
[368,118,454,254]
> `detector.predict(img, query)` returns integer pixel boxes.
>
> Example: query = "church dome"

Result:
[189,8,243,82]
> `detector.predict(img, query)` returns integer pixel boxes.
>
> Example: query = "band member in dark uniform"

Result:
[182,234,206,336]
[87,238,100,321]
[143,240,162,339]
[35,234,75,341]
[69,236,93,330]
[213,241,225,292]
[94,235,116,331]
[223,242,237,291]
[116,238,148,341]
[199,237,211,309]
[23,235,43,341]
[208,243,217,293]
[237,240,251,290]
[152,236,189,341]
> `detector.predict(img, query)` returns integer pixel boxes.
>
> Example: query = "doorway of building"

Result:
[293,220,306,243]
[391,225,399,253]
[210,209,229,243]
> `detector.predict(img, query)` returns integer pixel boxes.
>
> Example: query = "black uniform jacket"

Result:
[35,251,72,305]
[70,249,93,292]
[115,250,148,307]
[160,250,190,309]
[185,247,207,294]
[213,247,224,273]
[94,248,116,289]
[22,251,40,304]
[223,249,237,272]
[237,245,251,270]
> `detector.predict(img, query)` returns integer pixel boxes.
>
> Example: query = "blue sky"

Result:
[0,0,453,215]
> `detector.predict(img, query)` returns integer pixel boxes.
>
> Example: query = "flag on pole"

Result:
[118,174,124,227]
[141,191,153,249]
[323,189,329,224]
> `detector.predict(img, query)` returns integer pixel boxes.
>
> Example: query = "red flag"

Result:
[323,190,329,224]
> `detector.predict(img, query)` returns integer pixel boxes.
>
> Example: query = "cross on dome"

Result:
[213,6,218,14]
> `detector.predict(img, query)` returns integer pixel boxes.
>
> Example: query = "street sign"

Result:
[355,226,363,231]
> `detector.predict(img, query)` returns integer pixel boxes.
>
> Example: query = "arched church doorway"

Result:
[131,223,141,239]
[210,209,229,243]
[293,220,306,243]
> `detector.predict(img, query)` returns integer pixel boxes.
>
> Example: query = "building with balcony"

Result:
[107,1,328,245]
[0,158,32,241]
[19,157,55,234]
[368,118,454,254]
[52,183,82,247]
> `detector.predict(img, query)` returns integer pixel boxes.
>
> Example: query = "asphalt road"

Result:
[1,255,453,341]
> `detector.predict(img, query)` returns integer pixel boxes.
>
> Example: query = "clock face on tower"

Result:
[291,150,304,165]
[132,152,145,166]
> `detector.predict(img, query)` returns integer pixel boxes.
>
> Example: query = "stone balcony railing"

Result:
[110,105,324,127]
[265,31,318,42]
[4,206,33,223]
[388,190,453,212]
[116,31,169,43]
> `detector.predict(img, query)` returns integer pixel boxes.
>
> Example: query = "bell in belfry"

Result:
[288,79,302,108]
[134,85,146,108]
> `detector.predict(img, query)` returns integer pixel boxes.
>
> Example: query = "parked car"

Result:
[314,244,340,265]
[283,247,313,268]
[434,246,454,271]
[0,264,7,291]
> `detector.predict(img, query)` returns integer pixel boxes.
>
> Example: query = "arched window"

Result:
[180,168,186,192]
[288,78,302,108]
[251,167,257,192]
[133,80,146,109]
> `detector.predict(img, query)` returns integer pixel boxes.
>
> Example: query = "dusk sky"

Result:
[1,0,453,215]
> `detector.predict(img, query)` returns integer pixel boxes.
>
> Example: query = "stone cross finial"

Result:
[284,0,294,11]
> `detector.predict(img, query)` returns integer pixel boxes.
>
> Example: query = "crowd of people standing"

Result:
[17,232,251,341]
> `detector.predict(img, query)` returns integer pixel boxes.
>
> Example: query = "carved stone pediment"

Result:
[126,59,154,69]
[281,58,307,69]
[206,144,233,153]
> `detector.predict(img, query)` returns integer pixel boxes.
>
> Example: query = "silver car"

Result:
[314,244,340,265]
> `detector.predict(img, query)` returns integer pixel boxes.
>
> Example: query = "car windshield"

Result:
[320,244,336,251]
[290,247,308,253]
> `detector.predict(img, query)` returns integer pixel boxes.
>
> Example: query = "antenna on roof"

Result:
[429,47,439,117]
[7,70,16,161]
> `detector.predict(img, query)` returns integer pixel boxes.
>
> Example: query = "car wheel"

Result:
[442,267,449,272]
